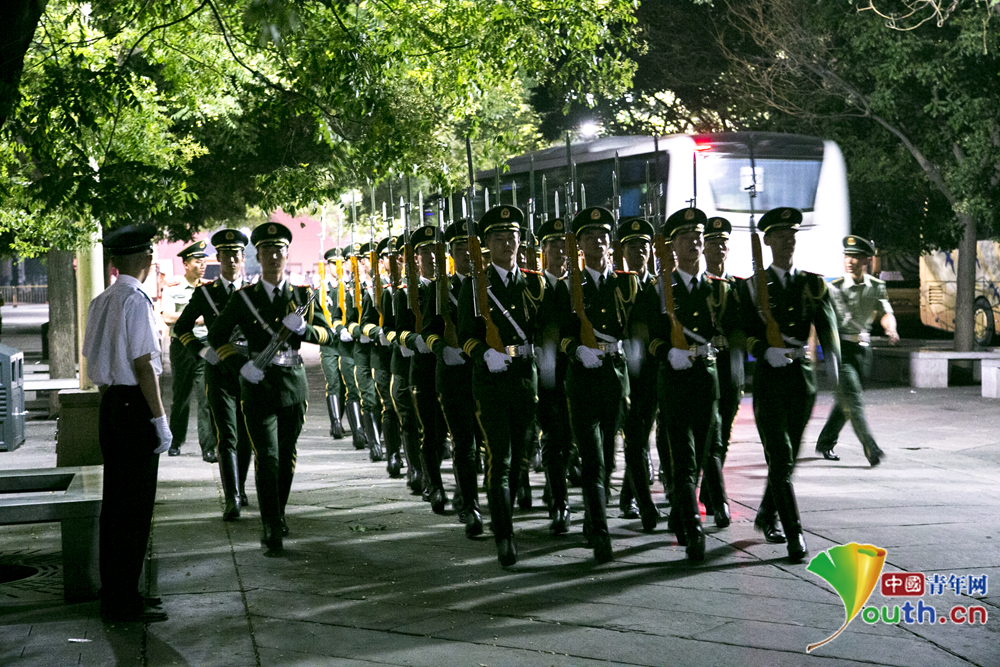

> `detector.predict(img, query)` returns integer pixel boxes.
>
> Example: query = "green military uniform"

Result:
[174,229,252,520]
[317,248,346,439]
[209,222,335,555]
[347,241,385,462]
[388,237,423,493]
[458,205,549,567]
[740,207,841,563]
[339,246,367,450]
[817,236,889,465]
[163,240,215,460]
[369,237,403,478]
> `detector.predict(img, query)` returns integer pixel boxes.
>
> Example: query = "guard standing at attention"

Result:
[347,241,385,462]
[317,248,346,439]
[816,235,895,466]
[161,240,216,461]
[209,222,335,555]
[338,245,368,450]
[458,205,549,567]
[740,207,841,563]
[370,237,404,477]
[174,229,253,521]
[83,223,171,623]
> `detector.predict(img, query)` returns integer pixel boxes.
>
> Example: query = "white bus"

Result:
[476,132,850,278]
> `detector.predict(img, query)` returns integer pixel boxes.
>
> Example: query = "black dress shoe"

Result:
[430,487,447,515]
[817,447,840,461]
[550,506,571,535]
[686,525,706,562]
[714,502,731,529]
[387,453,403,478]
[640,506,659,533]
[141,595,163,607]
[866,447,884,467]
[280,516,289,537]
[620,498,640,520]
[203,450,218,463]
[167,446,181,457]
[787,532,809,563]
[668,513,687,545]
[754,515,786,544]
[261,524,283,555]
[465,508,484,538]
[410,473,424,496]
[592,531,614,564]
[223,498,240,522]
[240,492,250,507]
[516,484,532,511]
[497,536,518,566]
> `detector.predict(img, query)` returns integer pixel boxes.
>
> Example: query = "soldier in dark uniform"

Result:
[740,207,841,563]
[347,241,385,462]
[370,237,404,477]
[174,229,252,520]
[390,237,425,494]
[424,219,484,535]
[458,205,549,567]
[558,206,645,564]
[209,222,336,555]
[339,245,367,450]
[318,248,346,439]
[649,208,741,561]
[162,240,216,461]
[616,216,660,532]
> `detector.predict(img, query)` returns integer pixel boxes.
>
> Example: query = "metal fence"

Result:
[0,286,48,305]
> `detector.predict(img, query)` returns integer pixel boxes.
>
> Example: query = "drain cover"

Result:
[0,564,39,584]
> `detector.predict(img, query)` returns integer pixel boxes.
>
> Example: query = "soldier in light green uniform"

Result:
[161,240,216,461]
[318,248,346,439]
[209,222,336,555]
[816,235,897,466]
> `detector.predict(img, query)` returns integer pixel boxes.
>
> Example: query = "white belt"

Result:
[252,350,303,367]
[598,340,624,357]
[506,344,534,359]
[841,332,871,346]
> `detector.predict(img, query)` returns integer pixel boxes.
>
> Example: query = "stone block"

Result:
[56,388,102,466]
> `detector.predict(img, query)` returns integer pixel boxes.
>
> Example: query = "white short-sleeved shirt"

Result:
[83,274,163,386]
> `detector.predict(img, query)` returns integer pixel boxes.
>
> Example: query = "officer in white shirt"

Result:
[82,223,172,623]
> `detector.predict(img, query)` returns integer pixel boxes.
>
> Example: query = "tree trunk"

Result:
[953,211,977,352]
[47,250,77,415]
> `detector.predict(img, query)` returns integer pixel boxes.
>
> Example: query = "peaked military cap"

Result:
[410,225,438,249]
[758,207,802,235]
[445,219,471,244]
[704,217,732,240]
[479,205,524,236]
[211,229,248,250]
[665,207,707,238]
[376,236,391,256]
[843,235,876,257]
[573,206,614,236]
[251,222,293,247]
[343,241,364,258]
[178,239,208,260]
[537,217,566,243]
[323,247,341,262]
[394,234,406,253]
[618,217,654,244]
[103,224,156,256]
[358,241,372,256]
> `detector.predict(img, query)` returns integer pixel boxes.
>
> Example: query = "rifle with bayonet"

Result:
[370,185,383,327]
[465,136,504,352]
[747,134,784,348]
[350,192,362,326]
[526,157,539,271]
[611,151,623,271]
[563,131,598,349]
[404,175,423,334]
[436,187,459,347]
[649,155,688,351]
[336,211,347,327]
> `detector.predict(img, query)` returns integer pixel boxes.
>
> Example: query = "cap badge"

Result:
[554,221,563,230]
[631,221,640,230]
[847,237,856,245]
[590,209,601,220]
[501,208,510,219]
[685,209,695,220]
[268,224,277,234]
[713,220,722,229]
[226,231,234,240]
[781,209,791,219]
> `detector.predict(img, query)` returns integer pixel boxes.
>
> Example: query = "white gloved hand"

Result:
[764,347,794,368]
[399,345,415,358]
[537,342,557,389]
[359,334,371,344]
[668,347,695,371]
[379,330,389,346]
[240,361,265,384]
[575,346,604,369]
[484,348,512,373]
[624,338,645,377]
[339,328,354,342]
[443,346,466,366]
[414,335,432,354]
[198,346,221,365]
[282,313,306,335]
[151,415,172,454]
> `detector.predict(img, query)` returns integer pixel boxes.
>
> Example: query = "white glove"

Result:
[379,330,389,346]
[624,338,645,377]
[765,347,794,368]
[240,361,265,384]
[399,345,415,358]
[360,334,371,344]
[484,348,512,373]
[282,313,306,335]
[537,342,557,389]
[668,347,695,371]
[443,346,466,366]
[414,335,432,354]
[575,346,604,369]
[339,328,354,342]
[151,415,172,454]
[198,346,221,365]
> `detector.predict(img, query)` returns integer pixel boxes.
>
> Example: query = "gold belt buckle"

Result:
[506,345,519,358]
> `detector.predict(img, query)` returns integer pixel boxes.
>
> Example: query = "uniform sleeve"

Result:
[174,287,207,355]
[875,281,893,318]
[209,292,248,375]
[811,277,841,364]
[396,286,419,349]
[358,290,381,339]
[738,278,770,359]
[159,287,177,317]
[423,282,446,354]
[557,279,583,358]
[457,276,487,362]
[125,294,161,362]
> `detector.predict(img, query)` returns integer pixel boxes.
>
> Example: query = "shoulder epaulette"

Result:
[519,268,542,275]
[869,275,886,286]
[832,277,846,287]
[707,274,726,282]
[614,270,638,276]
[166,280,180,287]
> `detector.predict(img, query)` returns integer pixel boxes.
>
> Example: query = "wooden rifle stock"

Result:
[468,234,504,352]
[564,231,599,350]
[351,254,362,324]
[435,239,459,347]
[405,242,423,334]
[371,247,383,327]
[653,233,689,351]
[751,232,784,348]
[318,261,332,325]
[336,257,347,326]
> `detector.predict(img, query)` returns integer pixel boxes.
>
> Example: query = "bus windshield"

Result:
[702,155,823,214]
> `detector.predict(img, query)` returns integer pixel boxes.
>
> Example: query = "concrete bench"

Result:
[982,359,1000,398]
[872,347,1000,389]
[0,466,103,602]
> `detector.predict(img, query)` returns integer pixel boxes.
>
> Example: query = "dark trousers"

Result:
[99,385,160,607]
[622,360,658,505]
[242,384,306,527]
[168,338,214,455]
[715,349,745,462]
[439,363,480,508]
[353,343,380,417]
[206,364,251,492]
[412,357,446,489]
[538,381,571,507]
[374,367,396,426]
[817,341,878,452]
[320,345,342,398]
[339,341,360,403]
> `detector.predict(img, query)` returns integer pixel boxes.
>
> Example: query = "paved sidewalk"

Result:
[2,347,999,665]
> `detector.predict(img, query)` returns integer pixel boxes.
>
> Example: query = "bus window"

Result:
[703,155,823,214]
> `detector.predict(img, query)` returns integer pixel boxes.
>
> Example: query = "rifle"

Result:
[747,134,784,348]
[563,131,598,350]
[350,191,362,325]
[386,200,401,303]
[526,156,539,271]
[436,188,459,346]
[611,151,623,271]
[466,136,504,352]
[318,260,332,325]
[253,293,317,370]
[336,213,347,327]
[370,184,383,327]
[404,175,423,334]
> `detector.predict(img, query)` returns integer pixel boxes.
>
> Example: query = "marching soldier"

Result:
[649,208,741,562]
[161,240,216,461]
[174,229,252,520]
[339,245,368,450]
[816,235,895,465]
[424,219,485,535]
[457,205,549,566]
[317,248,346,439]
[348,241,385,462]
[558,206,644,564]
[740,207,841,563]
[390,238,425,494]
[370,237,404,477]
[208,222,335,555]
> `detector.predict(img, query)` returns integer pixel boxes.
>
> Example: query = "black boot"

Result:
[327,395,345,439]
[516,466,532,510]
[773,480,809,563]
[703,455,730,529]
[491,486,517,567]
[346,400,366,450]
[401,430,423,495]
[383,415,403,478]
[627,466,658,533]
[678,483,705,562]
[546,460,571,535]
[582,483,613,563]
[362,411,384,462]
[754,484,786,544]
[219,448,241,521]
[260,518,283,555]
